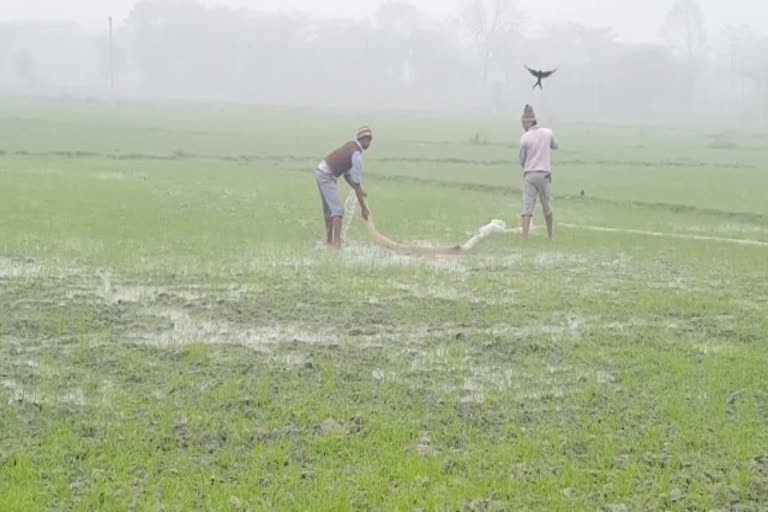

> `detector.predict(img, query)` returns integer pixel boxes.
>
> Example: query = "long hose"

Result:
[343,191,512,255]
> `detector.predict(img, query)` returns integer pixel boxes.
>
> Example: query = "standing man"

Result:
[315,126,373,248]
[519,104,558,240]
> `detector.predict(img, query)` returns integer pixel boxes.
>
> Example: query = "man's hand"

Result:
[353,183,369,221]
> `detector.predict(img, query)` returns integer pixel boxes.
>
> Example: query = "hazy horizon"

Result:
[2,0,767,125]
[2,0,767,44]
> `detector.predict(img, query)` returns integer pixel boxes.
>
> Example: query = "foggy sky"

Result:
[2,0,766,44]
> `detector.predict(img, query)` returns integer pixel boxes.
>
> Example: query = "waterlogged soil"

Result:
[2,245,768,511]
[4,107,768,509]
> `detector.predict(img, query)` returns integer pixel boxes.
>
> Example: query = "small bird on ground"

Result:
[525,65,558,89]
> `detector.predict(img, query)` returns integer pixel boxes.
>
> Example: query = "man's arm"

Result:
[519,143,528,167]
[345,151,369,220]
[550,131,559,150]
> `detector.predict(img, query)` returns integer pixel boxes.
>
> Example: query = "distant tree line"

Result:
[1,0,767,125]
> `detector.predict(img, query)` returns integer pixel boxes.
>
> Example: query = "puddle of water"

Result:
[342,243,466,272]
[64,271,209,305]
[534,252,589,266]
[601,319,649,332]
[481,254,524,268]
[1,380,42,405]
[1,380,87,406]
[102,284,202,305]
[514,386,573,401]
[0,258,43,279]
[272,353,307,367]
[241,258,318,271]
[1,258,82,283]
[137,309,338,351]
[390,282,505,303]
[425,285,461,300]
[62,389,88,406]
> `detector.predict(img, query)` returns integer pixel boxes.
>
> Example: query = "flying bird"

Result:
[525,65,558,90]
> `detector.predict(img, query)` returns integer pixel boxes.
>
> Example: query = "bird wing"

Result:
[539,68,558,78]
[524,65,539,77]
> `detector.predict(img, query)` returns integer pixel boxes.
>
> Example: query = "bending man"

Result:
[519,104,558,240]
[315,126,373,248]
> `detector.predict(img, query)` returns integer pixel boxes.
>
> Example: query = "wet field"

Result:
[2,100,768,510]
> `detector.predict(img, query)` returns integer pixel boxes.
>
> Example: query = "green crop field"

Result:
[1,98,767,511]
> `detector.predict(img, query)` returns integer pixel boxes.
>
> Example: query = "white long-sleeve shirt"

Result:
[519,126,559,174]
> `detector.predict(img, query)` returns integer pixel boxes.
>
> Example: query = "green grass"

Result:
[1,100,767,511]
